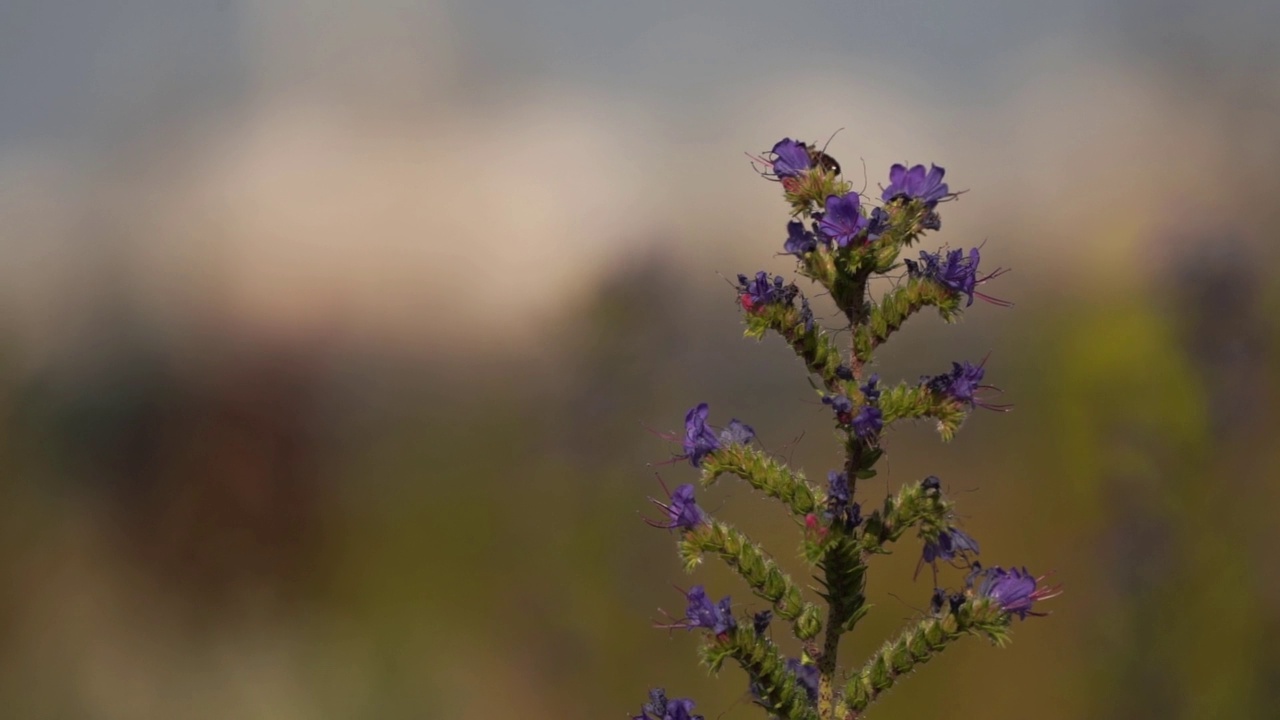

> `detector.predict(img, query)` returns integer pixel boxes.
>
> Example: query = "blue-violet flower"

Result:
[973,565,1060,620]
[783,220,818,257]
[647,483,706,532]
[769,138,812,179]
[882,163,950,207]
[634,689,705,720]
[817,194,871,248]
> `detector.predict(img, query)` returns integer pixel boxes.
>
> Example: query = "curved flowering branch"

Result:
[836,605,998,718]
[700,445,822,518]
[852,281,965,362]
[738,273,850,390]
[701,624,822,720]
[678,519,823,640]
[836,568,1058,717]
[857,477,954,555]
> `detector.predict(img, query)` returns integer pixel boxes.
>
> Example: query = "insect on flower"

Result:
[747,136,843,181]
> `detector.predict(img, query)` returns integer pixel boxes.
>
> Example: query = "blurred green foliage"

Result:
[0,252,1277,719]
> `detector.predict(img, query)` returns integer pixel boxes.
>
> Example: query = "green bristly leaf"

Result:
[701,445,822,517]
[816,534,869,634]
[679,519,823,640]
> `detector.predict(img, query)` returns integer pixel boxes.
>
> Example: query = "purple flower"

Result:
[881,163,950,207]
[647,483,706,531]
[973,565,1060,620]
[826,471,862,529]
[783,220,818,257]
[851,406,883,439]
[906,248,980,306]
[634,689,705,720]
[922,527,981,565]
[817,194,871,247]
[737,271,797,312]
[770,138,813,178]
[825,376,882,439]
[681,585,737,635]
[866,206,890,240]
[851,375,883,439]
[719,419,755,446]
[683,403,721,467]
[752,610,773,635]
[786,658,820,705]
[926,361,986,405]
[822,394,854,425]
[798,296,815,333]
[860,375,882,403]
[676,404,755,467]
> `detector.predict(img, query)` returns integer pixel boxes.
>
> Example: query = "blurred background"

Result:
[1,1,1278,718]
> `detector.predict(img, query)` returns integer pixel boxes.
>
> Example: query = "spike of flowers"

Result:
[921,527,981,572]
[631,136,1053,720]
[924,360,1009,412]
[678,403,755,467]
[664,585,737,637]
[633,689,705,720]
[906,247,1012,307]
[647,483,707,532]
[971,565,1061,619]
[825,471,862,530]
[738,271,799,312]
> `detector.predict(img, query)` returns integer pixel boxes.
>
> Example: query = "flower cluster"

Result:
[853,375,883,439]
[738,271,800,313]
[922,526,980,567]
[821,375,882,440]
[681,403,754,467]
[677,585,737,636]
[970,564,1061,620]
[647,483,706,532]
[825,471,862,530]
[906,248,981,305]
[633,689,704,720]
[925,361,985,405]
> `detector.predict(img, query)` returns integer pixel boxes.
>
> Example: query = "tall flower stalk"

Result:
[629,138,1058,719]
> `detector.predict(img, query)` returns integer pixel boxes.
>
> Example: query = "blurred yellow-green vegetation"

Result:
[2,2,1279,719]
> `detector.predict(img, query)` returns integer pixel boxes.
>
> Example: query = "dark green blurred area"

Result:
[0,239,1277,719]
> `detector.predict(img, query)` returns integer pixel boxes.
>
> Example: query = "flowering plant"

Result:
[631,138,1058,719]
